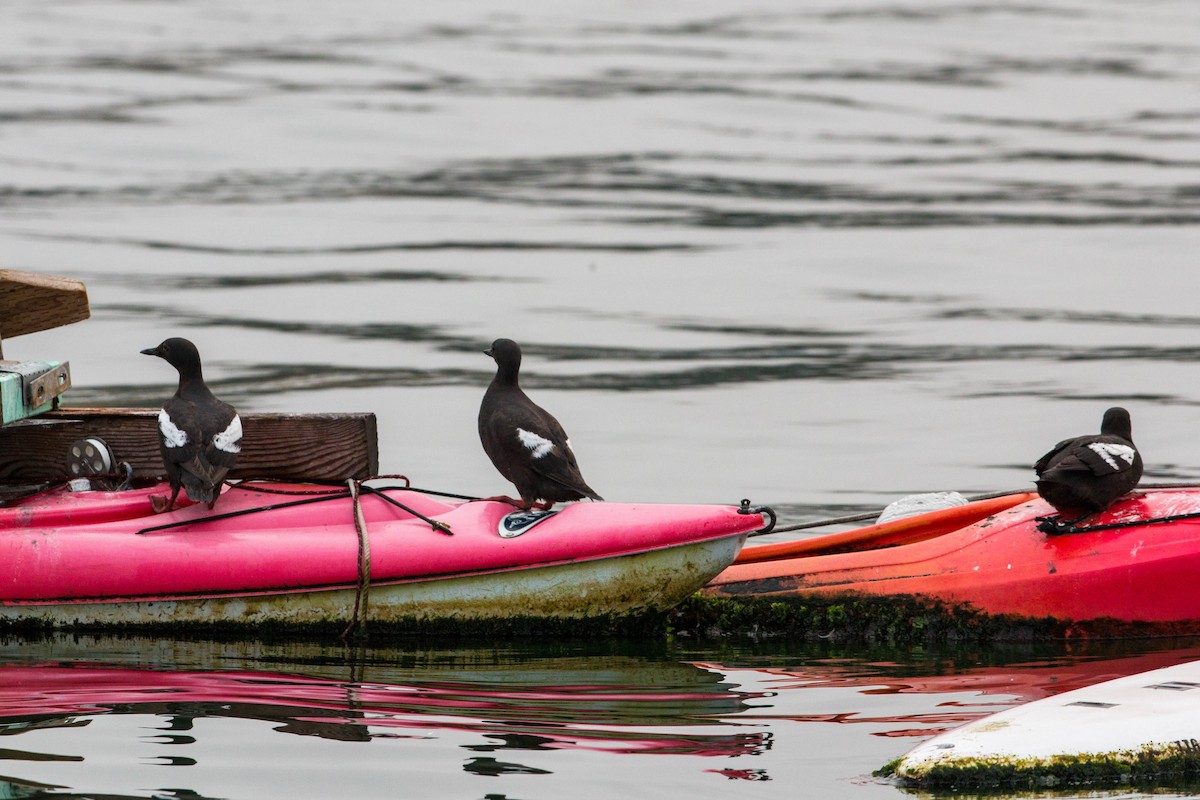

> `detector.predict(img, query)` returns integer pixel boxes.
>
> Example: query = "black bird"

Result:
[478,338,603,511]
[1034,406,1142,515]
[141,337,242,512]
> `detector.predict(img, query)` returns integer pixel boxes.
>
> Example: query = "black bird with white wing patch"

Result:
[478,338,603,511]
[1034,406,1143,515]
[141,337,242,512]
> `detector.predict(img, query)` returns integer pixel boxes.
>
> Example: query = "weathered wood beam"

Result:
[0,408,378,482]
[0,270,91,341]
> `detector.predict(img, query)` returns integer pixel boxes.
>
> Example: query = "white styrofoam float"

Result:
[892,659,1200,787]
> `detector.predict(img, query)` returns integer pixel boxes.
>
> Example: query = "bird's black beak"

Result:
[140,346,160,357]
[484,348,493,357]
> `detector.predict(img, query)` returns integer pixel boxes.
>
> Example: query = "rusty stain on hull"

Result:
[0,535,745,627]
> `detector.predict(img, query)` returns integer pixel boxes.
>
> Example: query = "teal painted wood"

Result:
[1,361,64,425]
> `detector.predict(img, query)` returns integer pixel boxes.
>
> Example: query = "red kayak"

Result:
[707,489,1200,624]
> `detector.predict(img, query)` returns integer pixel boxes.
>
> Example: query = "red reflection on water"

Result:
[0,663,769,758]
[705,768,770,781]
[695,645,1200,738]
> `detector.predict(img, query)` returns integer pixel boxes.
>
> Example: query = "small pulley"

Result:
[66,437,132,491]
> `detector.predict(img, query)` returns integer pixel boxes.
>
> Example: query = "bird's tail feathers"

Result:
[539,470,604,502]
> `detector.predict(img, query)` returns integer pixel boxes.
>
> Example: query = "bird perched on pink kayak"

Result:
[142,337,242,512]
[1034,406,1142,516]
[478,338,602,511]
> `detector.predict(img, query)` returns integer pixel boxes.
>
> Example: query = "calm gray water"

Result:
[3,0,1200,797]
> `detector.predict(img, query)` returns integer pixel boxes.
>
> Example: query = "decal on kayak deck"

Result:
[499,509,558,538]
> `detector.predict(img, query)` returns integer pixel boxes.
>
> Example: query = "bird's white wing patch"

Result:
[517,428,555,459]
[158,408,188,448]
[1088,442,1136,469]
[213,415,243,454]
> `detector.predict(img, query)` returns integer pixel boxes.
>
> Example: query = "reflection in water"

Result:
[0,635,783,797]
[0,635,770,759]
[1,638,1199,767]
[465,733,560,752]
[706,767,771,781]
[0,662,769,756]
[696,640,1200,740]
[0,779,220,800]
[463,757,552,777]
[0,635,1194,798]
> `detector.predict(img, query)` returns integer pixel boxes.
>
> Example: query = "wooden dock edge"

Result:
[0,408,378,482]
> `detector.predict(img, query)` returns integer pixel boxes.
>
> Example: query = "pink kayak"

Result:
[0,480,768,627]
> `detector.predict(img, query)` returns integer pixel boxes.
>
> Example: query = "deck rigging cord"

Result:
[1036,507,1200,536]
[135,476,454,536]
[759,488,1033,536]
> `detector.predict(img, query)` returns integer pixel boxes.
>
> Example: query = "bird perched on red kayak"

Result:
[478,338,603,511]
[1034,406,1142,515]
[141,337,242,513]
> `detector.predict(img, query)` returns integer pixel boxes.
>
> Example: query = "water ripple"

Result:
[15,231,700,254]
[4,154,1196,229]
[74,301,1200,404]
[84,268,509,289]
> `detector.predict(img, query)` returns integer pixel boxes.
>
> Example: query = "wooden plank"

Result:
[0,408,378,482]
[0,270,91,344]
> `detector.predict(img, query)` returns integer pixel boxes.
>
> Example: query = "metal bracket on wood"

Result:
[0,360,72,407]
[28,362,71,407]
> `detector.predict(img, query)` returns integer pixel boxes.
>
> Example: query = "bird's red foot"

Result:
[150,495,175,514]
[481,494,525,508]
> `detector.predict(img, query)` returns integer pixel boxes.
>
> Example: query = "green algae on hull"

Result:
[878,743,1200,793]
[670,593,1200,642]
[0,611,672,642]
[2,591,1195,641]
[674,594,1057,644]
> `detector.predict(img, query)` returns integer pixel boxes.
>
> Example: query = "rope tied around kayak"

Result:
[342,478,372,640]
[337,476,454,639]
